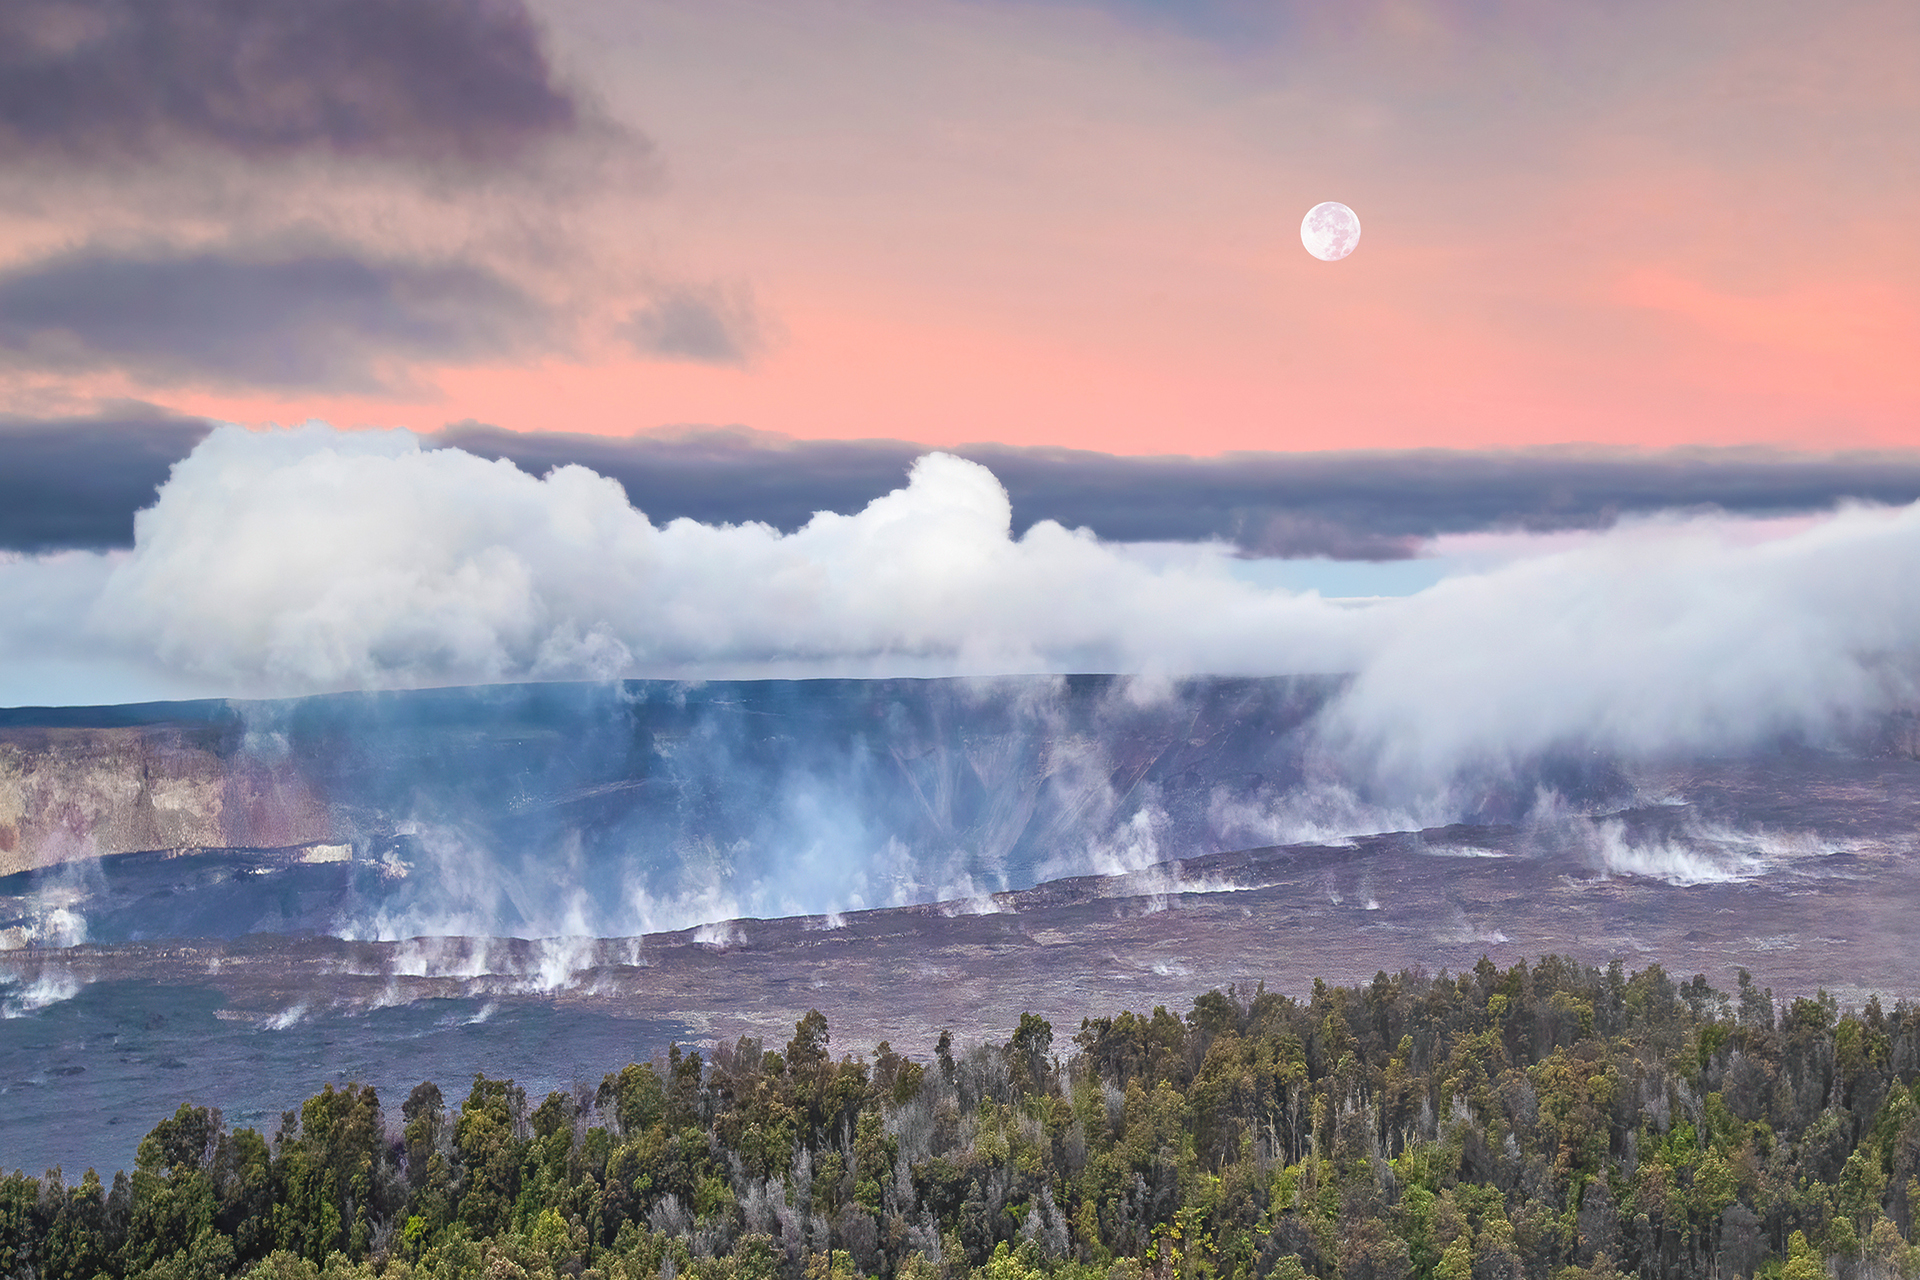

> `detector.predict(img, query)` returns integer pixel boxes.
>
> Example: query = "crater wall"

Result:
[0,724,331,875]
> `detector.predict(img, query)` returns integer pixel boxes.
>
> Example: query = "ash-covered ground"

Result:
[2,678,1917,1177]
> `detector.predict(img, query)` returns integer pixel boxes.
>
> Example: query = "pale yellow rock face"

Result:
[0,726,332,875]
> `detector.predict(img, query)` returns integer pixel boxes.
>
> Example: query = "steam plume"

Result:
[0,421,1914,798]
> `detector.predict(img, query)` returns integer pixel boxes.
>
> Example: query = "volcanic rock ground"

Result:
[10,809,1918,1067]
[2,680,1917,1178]
[9,789,1920,1178]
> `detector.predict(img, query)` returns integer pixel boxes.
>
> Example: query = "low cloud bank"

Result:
[0,411,212,551]
[2,422,1916,793]
[13,417,1920,557]
[435,424,1920,560]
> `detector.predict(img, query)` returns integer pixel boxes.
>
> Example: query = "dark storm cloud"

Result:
[0,247,546,391]
[0,0,585,165]
[0,410,212,552]
[623,286,766,366]
[432,425,1920,557]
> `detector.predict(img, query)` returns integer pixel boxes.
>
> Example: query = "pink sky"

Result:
[6,0,1917,456]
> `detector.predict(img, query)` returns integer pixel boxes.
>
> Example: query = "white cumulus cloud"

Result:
[81,422,1361,691]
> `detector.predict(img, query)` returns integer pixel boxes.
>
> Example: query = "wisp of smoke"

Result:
[0,969,85,1018]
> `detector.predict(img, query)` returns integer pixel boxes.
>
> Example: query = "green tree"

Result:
[269,1083,387,1264]
[1010,1012,1055,1097]
[453,1074,527,1239]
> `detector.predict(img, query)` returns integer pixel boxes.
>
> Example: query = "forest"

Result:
[3,955,1919,1280]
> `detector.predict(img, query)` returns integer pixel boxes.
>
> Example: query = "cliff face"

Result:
[0,677,1346,940]
[3,679,1916,950]
[0,724,331,876]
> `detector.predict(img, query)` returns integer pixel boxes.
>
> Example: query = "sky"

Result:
[1,0,1916,453]
[0,0,1917,750]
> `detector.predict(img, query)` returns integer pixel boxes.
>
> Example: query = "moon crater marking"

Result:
[1301,201,1361,261]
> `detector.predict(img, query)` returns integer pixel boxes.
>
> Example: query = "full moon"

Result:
[1301,201,1361,261]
